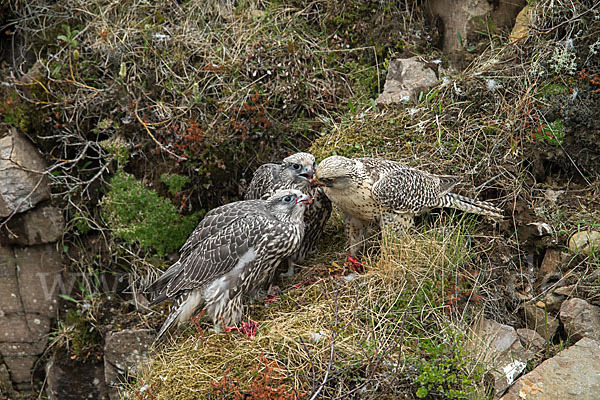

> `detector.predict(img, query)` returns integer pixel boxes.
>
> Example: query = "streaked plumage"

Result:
[316,156,503,256]
[146,189,311,341]
[245,152,332,275]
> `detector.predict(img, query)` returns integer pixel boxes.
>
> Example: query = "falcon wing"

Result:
[178,199,265,257]
[164,213,273,298]
[372,168,460,213]
[245,163,280,200]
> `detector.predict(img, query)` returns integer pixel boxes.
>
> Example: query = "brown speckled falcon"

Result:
[245,152,332,276]
[146,189,311,341]
[315,156,503,256]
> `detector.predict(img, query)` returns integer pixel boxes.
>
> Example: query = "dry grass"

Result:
[123,216,494,399]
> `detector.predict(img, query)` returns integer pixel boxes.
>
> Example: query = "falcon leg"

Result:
[344,214,370,257]
[280,258,296,278]
[380,212,414,235]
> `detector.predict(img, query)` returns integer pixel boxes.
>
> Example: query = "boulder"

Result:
[0,245,23,314]
[539,248,560,277]
[427,0,526,53]
[0,363,16,396]
[0,124,50,217]
[500,337,600,400]
[470,318,533,396]
[375,57,439,105]
[0,205,65,246]
[0,314,50,343]
[523,304,559,341]
[14,245,63,315]
[3,355,38,384]
[559,298,600,342]
[104,328,153,399]
[509,5,532,42]
[516,328,546,352]
[568,231,600,255]
[0,244,62,391]
[46,350,109,400]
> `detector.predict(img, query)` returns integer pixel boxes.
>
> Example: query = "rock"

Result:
[470,318,533,396]
[538,269,563,292]
[0,124,50,217]
[516,328,546,352]
[46,350,109,400]
[0,244,61,390]
[0,314,50,342]
[3,355,37,384]
[543,291,565,313]
[539,248,560,276]
[523,304,559,341]
[554,284,577,296]
[500,337,600,400]
[568,231,600,255]
[0,205,65,246]
[104,328,153,399]
[427,0,526,53]
[509,5,532,42]
[0,363,17,396]
[0,340,48,357]
[0,245,23,314]
[375,57,439,105]
[14,245,63,315]
[559,298,600,342]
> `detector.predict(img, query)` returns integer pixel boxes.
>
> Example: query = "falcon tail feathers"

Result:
[153,292,188,343]
[145,261,183,304]
[153,306,182,343]
[444,193,503,218]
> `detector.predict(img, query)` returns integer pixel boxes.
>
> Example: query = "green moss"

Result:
[1,94,31,132]
[309,110,412,160]
[539,82,570,96]
[100,134,129,166]
[52,308,102,359]
[101,169,199,255]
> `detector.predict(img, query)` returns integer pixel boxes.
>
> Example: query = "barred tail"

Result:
[443,193,503,218]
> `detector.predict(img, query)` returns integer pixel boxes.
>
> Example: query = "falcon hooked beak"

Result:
[296,194,313,205]
[299,165,314,180]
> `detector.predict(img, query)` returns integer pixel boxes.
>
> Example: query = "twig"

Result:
[133,102,187,161]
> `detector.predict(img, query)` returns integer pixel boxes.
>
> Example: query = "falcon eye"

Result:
[292,163,301,170]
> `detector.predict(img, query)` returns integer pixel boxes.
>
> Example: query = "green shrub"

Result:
[414,330,486,399]
[160,173,191,195]
[101,170,199,255]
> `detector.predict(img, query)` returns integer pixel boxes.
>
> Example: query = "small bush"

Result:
[101,170,199,255]
[413,330,486,399]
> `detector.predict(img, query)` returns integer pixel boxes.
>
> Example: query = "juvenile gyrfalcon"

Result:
[315,156,503,256]
[245,152,332,275]
[146,189,311,341]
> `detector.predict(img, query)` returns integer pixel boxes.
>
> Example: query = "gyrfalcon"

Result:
[245,152,332,276]
[315,156,503,256]
[146,189,311,341]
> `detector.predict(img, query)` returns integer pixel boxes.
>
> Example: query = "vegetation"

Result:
[101,169,199,256]
[1,0,600,398]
